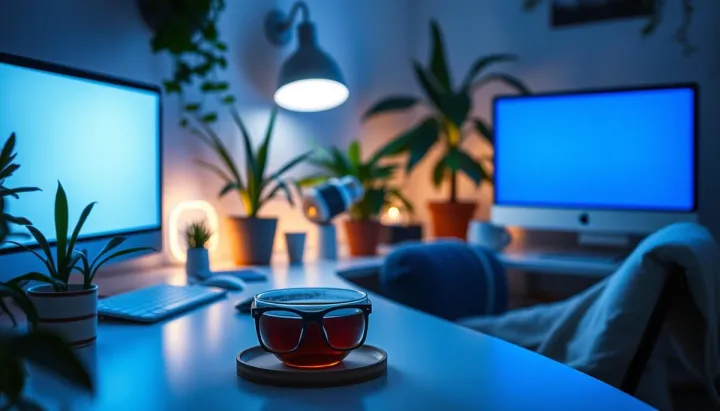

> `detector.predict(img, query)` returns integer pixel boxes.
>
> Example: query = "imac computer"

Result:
[0,53,162,281]
[492,84,697,246]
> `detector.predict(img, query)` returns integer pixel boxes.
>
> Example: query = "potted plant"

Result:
[194,106,312,265]
[184,220,212,277]
[364,20,530,240]
[0,133,93,409]
[138,0,235,127]
[301,140,412,256]
[10,182,154,347]
[0,133,40,242]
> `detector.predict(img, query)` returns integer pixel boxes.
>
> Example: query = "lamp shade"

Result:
[274,23,349,112]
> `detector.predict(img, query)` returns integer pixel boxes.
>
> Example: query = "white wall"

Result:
[0,0,415,269]
[395,0,720,236]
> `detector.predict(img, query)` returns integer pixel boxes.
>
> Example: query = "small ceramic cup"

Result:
[284,232,307,264]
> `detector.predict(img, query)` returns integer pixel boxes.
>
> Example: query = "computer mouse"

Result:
[202,275,246,291]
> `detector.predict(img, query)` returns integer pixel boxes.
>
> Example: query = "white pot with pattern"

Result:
[28,284,98,347]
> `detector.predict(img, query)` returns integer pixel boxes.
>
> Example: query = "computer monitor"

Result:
[0,53,162,280]
[492,84,697,240]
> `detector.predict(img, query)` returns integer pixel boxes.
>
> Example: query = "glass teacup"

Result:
[251,288,371,368]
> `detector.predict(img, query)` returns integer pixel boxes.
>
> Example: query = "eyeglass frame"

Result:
[251,303,372,354]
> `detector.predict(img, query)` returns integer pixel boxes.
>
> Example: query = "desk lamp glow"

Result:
[264,2,349,112]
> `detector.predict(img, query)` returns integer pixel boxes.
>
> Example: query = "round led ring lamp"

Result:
[265,2,349,112]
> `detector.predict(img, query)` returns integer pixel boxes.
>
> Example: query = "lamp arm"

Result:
[281,1,311,31]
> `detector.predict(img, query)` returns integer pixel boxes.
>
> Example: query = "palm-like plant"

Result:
[0,133,40,243]
[0,134,92,409]
[302,141,412,220]
[10,182,155,291]
[185,220,212,249]
[364,20,530,202]
[194,106,313,216]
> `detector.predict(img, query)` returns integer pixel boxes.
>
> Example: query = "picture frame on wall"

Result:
[552,0,655,27]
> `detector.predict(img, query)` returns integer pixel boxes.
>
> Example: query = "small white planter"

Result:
[27,284,98,348]
[186,248,210,278]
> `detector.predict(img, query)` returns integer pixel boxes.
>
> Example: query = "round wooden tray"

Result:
[236,345,387,388]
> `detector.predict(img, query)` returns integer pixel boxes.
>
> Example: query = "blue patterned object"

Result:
[379,240,508,320]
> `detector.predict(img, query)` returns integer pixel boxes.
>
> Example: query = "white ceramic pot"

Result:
[28,284,98,347]
[186,247,210,277]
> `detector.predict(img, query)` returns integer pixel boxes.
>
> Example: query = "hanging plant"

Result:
[138,0,236,126]
[523,0,696,55]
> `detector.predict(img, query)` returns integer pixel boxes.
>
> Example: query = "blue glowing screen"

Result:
[494,87,695,211]
[0,60,161,245]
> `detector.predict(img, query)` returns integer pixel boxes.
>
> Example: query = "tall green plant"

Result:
[194,106,313,217]
[10,182,155,291]
[365,20,530,203]
[0,133,40,243]
[0,134,93,409]
[301,141,413,220]
[141,0,235,126]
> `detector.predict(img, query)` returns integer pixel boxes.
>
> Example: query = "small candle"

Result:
[384,206,402,225]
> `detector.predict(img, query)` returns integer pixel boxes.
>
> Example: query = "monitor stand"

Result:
[577,232,631,248]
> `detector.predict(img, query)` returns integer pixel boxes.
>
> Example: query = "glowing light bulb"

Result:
[274,79,349,112]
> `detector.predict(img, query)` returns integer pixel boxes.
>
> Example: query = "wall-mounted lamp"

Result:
[264,2,349,112]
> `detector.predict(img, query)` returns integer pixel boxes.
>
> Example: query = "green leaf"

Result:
[256,107,278,184]
[222,95,236,105]
[163,81,181,94]
[362,96,419,120]
[191,125,244,193]
[0,163,19,180]
[54,182,69,279]
[432,156,448,188]
[6,241,56,276]
[372,116,438,163]
[179,118,189,128]
[295,175,329,188]
[462,54,518,89]
[194,159,233,183]
[2,214,32,226]
[9,331,93,392]
[66,202,96,265]
[0,186,41,199]
[216,41,228,51]
[442,92,471,128]
[261,180,295,207]
[93,247,154,278]
[230,107,258,204]
[1,280,40,328]
[0,132,16,169]
[473,118,494,145]
[370,164,398,180]
[89,236,127,270]
[3,356,25,403]
[219,181,241,198]
[201,113,218,123]
[0,294,17,326]
[474,73,531,95]
[365,188,387,218]
[446,148,487,186]
[326,147,352,177]
[348,141,361,171]
[406,120,440,172]
[266,150,314,183]
[429,20,452,91]
[184,103,201,112]
[413,61,445,113]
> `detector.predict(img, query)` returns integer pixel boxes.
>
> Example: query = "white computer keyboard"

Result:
[98,284,227,323]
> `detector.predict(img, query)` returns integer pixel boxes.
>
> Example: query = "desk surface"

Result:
[27,259,652,411]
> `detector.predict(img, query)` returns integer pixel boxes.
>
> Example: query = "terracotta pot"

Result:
[28,284,98,347]
[344,219,381,257]
[227,217,278,265]
[428,201,477,240]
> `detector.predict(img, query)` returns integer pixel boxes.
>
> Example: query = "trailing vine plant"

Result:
[140,0,236,127]
[523,0,696,55]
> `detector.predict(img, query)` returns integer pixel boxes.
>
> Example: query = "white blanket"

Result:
[458,223,720,410]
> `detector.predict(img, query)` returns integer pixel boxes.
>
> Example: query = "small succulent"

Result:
[185,220,212,249]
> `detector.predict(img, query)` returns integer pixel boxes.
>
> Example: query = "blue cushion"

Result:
[379,240,508,321]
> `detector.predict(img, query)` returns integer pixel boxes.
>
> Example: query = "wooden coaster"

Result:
[236,345,387,388]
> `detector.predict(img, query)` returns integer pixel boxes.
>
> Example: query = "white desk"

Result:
[25,260,652,410]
